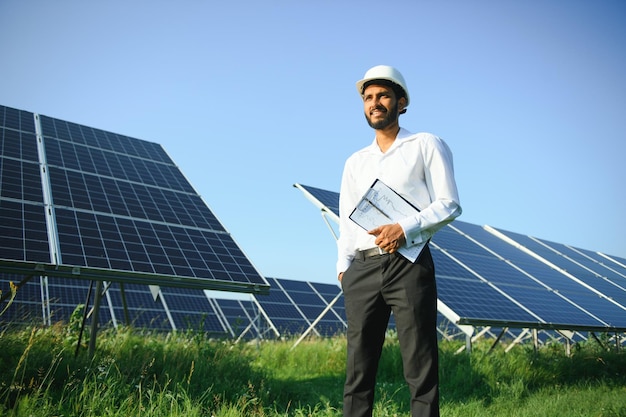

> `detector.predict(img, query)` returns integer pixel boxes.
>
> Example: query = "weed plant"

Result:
[1,323,625,416]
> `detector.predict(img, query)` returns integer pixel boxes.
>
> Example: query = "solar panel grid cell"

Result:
[496,230,626,309]
[298,184,340,215]
[438,276,523,320]
[293,303,326,320]
[544,242,626,300]
[432,227,494,258]
[261,303,304,322]
[557,290,626,327]
[112,308,171,330]
[160,288,226,332]
[260,288,292,305]
[450,252,544,289]
[214,298,254,334]
[307,281,346,321]
[2,203,49,263]
[449,223,626,329]
[1,107,35,133]
[495,283,605,327]
[104,284,171,328]
[430,249,483,283]
[2,130,39,162]
[567,248,626,282]
[0,276,45,325]
[2,159,42,202]
[307,281,341,298]
[46,278,92,304]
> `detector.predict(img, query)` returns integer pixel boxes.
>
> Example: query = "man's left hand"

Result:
[369,223,406,254]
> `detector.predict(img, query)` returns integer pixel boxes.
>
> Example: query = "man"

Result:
[337,65,462,417]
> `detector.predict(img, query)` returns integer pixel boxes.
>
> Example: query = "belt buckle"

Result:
[377,247,385,255]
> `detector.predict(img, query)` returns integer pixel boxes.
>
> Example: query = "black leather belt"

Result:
[356,247,388,260]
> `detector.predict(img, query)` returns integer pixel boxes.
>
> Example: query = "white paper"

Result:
[349,179,425,262]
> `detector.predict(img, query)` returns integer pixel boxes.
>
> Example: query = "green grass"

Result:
[1,324,625,416]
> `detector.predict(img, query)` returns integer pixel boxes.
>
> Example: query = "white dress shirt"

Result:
[337,128,462,275]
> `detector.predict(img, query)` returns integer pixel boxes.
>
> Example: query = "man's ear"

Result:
[398,97,407,114]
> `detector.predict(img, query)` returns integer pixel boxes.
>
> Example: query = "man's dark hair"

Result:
[362,79,407,102]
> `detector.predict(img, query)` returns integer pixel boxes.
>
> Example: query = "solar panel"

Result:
[0,274,46,324]
[437,222,617,330]
[213,298,261,339]
[0,269,431,343]
[254,277,347,337]
[294,183,626,334]
[0,104,269,294]
[293,183,339,219]
[103,283,172,330]
[0,274,148,329]
[490,229,626,308]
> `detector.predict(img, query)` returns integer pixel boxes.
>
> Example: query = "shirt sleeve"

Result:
[397,135,462,246]
[336,159,358,276]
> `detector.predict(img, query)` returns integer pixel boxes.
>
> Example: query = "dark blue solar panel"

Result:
[0,275,113,327]
[0,106,36,134]
[0,275,45,324]
[254,277,394,338]
[605,254,626,268]
[276,283,344,335]
[565,247,626,287]
[274,278,348,334]
[2,273,261,334]
[0,104,268,293]
[296,184,339,216]
[537,242,626,300]
[449,223,625,326]
[308,281,341,302]
[436,274,537,323]
[492,228,626,311]
[258,302,305,333]
[308,281,346,324]
[214,298,258,338]
[0,201,49,263]
[159,286,226,333]
[297,304,327,320]
[1,113,50,265]
[0,148,43,202]
[295,185,626,331]
[102,287,170,330]
[494,283,605,327]
[431,226,495,258]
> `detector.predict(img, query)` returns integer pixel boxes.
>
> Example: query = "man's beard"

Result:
[365,103,399,130]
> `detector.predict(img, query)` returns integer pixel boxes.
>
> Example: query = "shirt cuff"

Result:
[397,216,427,246]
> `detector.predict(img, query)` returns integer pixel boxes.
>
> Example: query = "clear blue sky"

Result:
[2,0,625,287]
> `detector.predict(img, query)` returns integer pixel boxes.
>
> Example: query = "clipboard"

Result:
[349,179,425,262]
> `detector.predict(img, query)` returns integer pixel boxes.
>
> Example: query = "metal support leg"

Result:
[488,327,508,353]
[88,281,103,359]
[75,280,94,357]
[119,282,130,325]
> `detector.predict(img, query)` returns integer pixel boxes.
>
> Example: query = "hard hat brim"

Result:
[356,77,410,106]
[356,65,410,106]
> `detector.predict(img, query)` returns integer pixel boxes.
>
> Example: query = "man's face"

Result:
[362,84,400,130]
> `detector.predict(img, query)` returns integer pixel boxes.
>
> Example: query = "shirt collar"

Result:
[368,127,413,153]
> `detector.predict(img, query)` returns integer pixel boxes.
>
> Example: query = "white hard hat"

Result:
[356,65,410,106]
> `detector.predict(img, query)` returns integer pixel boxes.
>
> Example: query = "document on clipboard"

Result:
[349,179,425,263]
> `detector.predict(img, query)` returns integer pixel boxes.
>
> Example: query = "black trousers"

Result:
[341,245,439,417]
